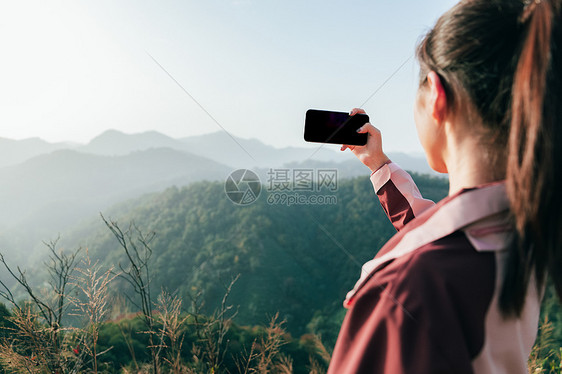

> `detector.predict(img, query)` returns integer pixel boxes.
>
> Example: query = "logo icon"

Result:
[225,169,261,205]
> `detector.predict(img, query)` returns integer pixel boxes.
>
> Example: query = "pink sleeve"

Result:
[370,162,435,231]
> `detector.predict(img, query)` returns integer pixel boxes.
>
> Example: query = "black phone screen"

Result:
[304,109,369,146]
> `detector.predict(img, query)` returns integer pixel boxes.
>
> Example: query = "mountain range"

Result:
[1,130,354,170]
[1,129,435,172]
[0,130,437,265]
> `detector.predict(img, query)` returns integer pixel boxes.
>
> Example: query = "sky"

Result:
[0,0,458,153]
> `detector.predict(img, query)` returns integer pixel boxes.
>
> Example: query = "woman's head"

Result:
[417,1,525,127]
[415,0,526,173]
[416,0,562,316]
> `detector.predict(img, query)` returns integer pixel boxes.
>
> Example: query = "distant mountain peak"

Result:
[0,136,75,169]
[82,129,181,156]
[96,128,126,136]
[89,129,179,143]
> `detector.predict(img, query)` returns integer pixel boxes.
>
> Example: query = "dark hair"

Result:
[416,0,562,317]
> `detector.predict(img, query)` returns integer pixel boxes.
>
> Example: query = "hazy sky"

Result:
[0,0,457,153]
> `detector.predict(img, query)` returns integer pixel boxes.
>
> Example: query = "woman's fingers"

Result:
[344,108,390,172]
[351,108,379,135]
[356,125,368,134]
[357,122,381,137]
[350,108,366,116]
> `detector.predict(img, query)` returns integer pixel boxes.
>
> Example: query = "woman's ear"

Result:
[426,71,448,123]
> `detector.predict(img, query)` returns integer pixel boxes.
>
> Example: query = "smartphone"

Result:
[304,109,369,146]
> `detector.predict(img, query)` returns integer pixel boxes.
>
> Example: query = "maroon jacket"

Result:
[328,163,541,374]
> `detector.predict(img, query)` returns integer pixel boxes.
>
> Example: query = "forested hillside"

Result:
[58,172,561,355]
[1,172,560,372]
[61,173,443,345]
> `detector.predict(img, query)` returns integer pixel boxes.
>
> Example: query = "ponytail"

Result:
[500,0,562,316]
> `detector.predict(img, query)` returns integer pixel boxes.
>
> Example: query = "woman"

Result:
[329,0,561,373]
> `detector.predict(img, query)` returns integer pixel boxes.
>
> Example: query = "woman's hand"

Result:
[341,108,391,172]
